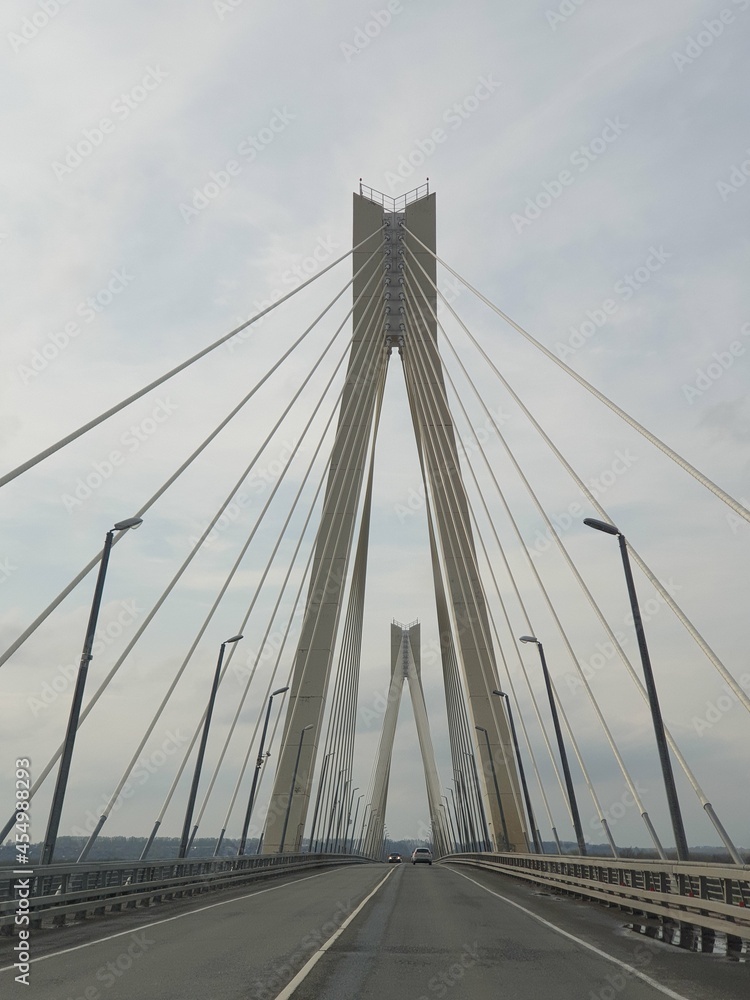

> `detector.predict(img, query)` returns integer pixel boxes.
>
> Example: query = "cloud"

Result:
[1,0,748,852]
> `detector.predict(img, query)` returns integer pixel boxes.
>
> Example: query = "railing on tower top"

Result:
[359,180,430,213]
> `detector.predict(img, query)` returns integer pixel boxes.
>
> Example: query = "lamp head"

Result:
[225,634,243,644]
[583,517,620,536]
[272,686,289,697]
[114,516,143,531]
[519,635,538,645]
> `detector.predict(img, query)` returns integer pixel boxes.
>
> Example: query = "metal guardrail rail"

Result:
[0,853,370,929]
[359,181,430,213]
[439,852,750,947]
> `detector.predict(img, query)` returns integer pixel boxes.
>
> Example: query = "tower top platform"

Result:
[358,179,430,213]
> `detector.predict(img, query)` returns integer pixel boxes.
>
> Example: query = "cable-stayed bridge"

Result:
[1,183,749,998]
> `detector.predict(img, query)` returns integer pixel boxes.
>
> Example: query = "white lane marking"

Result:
[273,866,396,999]
[0,867,348,972]
[448,868,691,1000]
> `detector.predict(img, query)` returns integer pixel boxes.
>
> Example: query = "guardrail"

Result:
[440,852,750,951]
[0,852,370,930]
[359,181,430,213]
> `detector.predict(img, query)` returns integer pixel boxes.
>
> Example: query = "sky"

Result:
[1,0,749,854]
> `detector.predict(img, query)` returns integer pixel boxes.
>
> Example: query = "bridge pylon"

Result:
[262,184,527,853]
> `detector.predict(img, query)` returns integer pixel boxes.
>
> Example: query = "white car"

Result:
[411,847,433,865]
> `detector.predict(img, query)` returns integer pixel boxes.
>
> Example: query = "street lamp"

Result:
[279,724,313,852]
[333,777,352,851]
[324,766,347,851]
[308,751,334,853]
[584,517,690,860]
[178,634,243,858]
[347,790,362,853]
[237,685,289,855]
[357,801,371,855]
[492,690,542,853]
[41,516,143,867]
[441,795,458,852]
[464,751,491,851]
[475,727,509,851]
[448,785,464,851]
[520,636,587,856]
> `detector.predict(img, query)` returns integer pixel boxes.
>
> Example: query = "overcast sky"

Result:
[2,0,749,854]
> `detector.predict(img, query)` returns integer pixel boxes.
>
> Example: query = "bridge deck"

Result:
[1,863,746,998]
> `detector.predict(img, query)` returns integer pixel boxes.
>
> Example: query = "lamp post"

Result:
[334,777,350,851]
[308,751,334,853]
[348,792,363,853]
[520,636,587,856]
[492,690,541,853]
[475,727,509,851]
[41,516,143,867]
[454,772,477,850]
[237,685,289,855]
[178,634,243,858]
[584,517,690,861]
[324,767,347,851]
[279,724,313,853]
[448,785,464,851]
[357,802,371,855]
[464,751,491,851]
[442,795,458,852]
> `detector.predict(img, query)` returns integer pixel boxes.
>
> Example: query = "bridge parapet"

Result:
[439,851,750,951]
[0,853,372,931]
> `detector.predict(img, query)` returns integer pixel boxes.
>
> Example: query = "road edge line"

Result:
[273,866,395,999]
[0,867,338,971]
[447,866,691,1000]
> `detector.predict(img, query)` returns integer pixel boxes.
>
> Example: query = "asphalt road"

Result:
[1,861,747,999]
